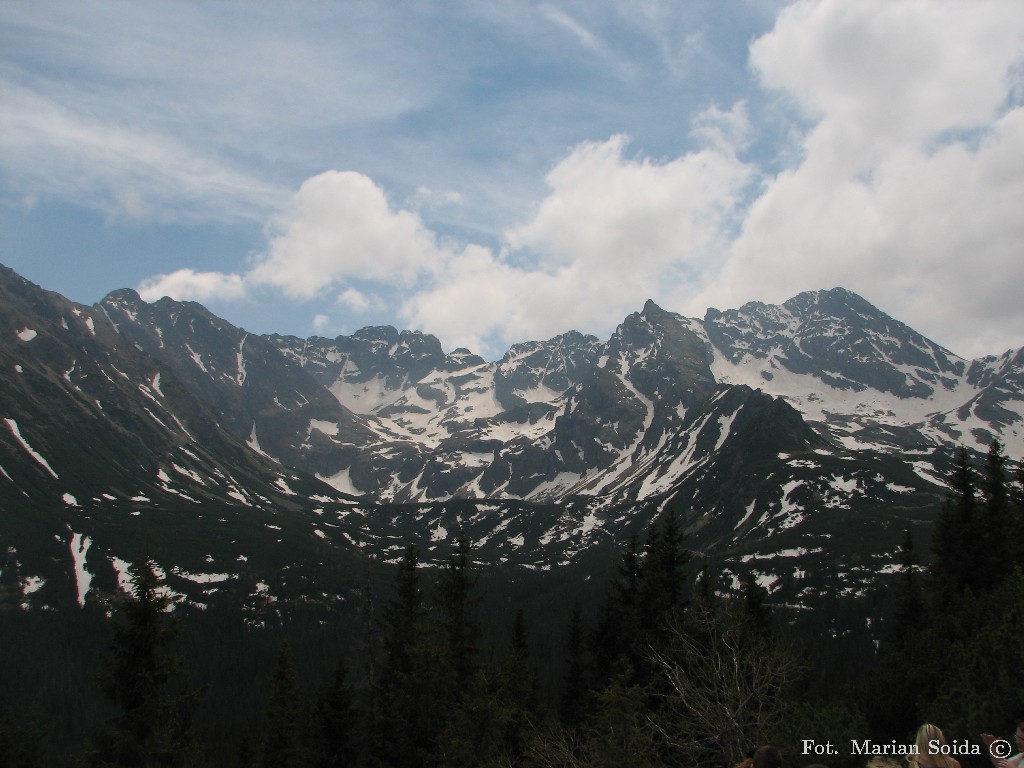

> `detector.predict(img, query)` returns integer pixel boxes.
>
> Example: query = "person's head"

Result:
[753,745,783,768]
[916,724,945,752]
[1015,721,1024,752]
[913,724,956,768]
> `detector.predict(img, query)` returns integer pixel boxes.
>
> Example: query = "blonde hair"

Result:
[908,724,959,768]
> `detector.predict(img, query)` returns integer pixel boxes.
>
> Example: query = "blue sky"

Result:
[2,1,1023,359]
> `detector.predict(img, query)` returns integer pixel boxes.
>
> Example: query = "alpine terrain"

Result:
[2,261,1022,620]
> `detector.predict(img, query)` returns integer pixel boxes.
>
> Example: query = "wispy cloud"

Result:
[0,1,440,223]
[696,0,1024,357]
[6,1,1024,359]
[0,79,286,223]
[542,6,603,52]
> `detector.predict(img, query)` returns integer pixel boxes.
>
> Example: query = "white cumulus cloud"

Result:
[400,133,753,354]
[248,170,442,299]
[141,170,443,305]
[506,134,752,270]
[138,269,248,303]
[337,287,374,313]
[134,0,1024,360]
[693,0,1024,357]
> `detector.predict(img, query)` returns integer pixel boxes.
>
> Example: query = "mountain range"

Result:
[2,262,1021,631]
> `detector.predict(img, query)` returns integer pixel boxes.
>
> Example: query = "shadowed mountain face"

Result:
[1,263,1020,620]
[92,280,1020,505]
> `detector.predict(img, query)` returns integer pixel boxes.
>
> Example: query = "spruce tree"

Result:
[1011,464,1024,563]
[739,570,772,636]
[261,641,301,768]
[356,545,379,744]
[376,543,434,768]
[381,545,422,684]
[435,532,480,688]
[560,602,589,728]
[86,558,202,768]
[930,446,980,604]
[309,661,356,768]
[593,514,691,689]
[497,608,540,762]
[858,527,930,739]
[924,568,1024,738]
[615,532,643,610]
[591,531,643,686]
[889,526,924,648]
[436,618,542,768]
[978,439,1012,590]
[639,509,689,634]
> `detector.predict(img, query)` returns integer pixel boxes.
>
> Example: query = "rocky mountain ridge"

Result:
[2,263,1021,625]
[92,281,1020,506]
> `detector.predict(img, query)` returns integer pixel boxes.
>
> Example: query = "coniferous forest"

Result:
[1,442,1023,768]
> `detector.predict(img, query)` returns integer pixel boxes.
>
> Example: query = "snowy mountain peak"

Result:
[4,263,1023,630]
[5,262,1022,516]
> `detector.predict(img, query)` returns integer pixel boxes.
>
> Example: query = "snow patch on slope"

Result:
[5,418,59,478]
[69,532,92,607]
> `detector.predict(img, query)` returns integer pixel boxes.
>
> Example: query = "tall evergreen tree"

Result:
[930,446,981,604]
[639,509,689,634]
[593,514,691,690]
[917,444,1024,737]
[924,568,1024,739]
[612,532,643,612]
[888,526,925,648]
[375,544,431,768]
[591,532,643,685]
[858,526,931,739]
[865,445,1024,741]
[1010,464,1024,563]
[582,672,664,768]
[560,602,589,728]
[739,570,772,636]
[498,608,540,762]
[261,641,302,768]
[380,545,422,684]
[309,661,356,768]
[978,439,1012,590]
[435,532,481,688]
[356,546,379,730]
[86,558,202,768]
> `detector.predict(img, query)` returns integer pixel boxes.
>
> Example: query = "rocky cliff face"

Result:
[62,274,1024,521]
[2,263,1021,619]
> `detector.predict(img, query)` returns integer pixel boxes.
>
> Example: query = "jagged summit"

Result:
[6,263,1021,499]
[101,287,141,306]
[3,260,1022,624]
[640,298,674,317]
[87,274,1024,500]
